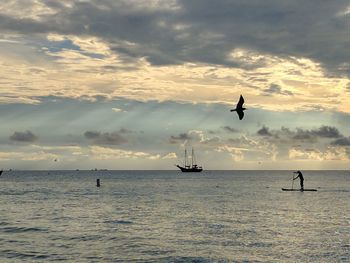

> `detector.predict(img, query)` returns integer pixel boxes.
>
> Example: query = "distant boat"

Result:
[176,148,203,172]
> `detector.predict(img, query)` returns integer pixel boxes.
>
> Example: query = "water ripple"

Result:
[0,226,48,233]
[104,219,133,225]
[0,170,348,262]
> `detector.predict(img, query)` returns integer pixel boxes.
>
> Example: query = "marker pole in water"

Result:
[96,178,100,187]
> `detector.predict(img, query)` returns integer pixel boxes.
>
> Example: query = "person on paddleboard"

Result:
[293,171,304,191]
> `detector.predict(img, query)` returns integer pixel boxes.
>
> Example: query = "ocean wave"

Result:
[1,250,50,260]
[0,170,348,262]
[0,226,48,233]
[67,235,102,241]
[154,256,212,263]
[104,220,133,225]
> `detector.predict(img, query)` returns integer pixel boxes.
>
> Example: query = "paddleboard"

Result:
[282,188,317,191]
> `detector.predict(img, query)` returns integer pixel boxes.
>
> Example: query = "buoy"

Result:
[96,178,100,187]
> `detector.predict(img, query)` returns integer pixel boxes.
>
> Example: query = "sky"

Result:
[1,0,350,170]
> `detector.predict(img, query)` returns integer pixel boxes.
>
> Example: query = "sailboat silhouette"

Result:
[176,148,203,172]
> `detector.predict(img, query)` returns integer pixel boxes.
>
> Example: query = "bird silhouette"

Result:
[230,95,246,120]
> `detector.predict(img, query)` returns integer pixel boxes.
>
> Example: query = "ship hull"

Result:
[176,165,202,172]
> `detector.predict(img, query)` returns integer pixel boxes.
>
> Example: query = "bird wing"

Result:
[237,95,244,108]
[237,110,244,120]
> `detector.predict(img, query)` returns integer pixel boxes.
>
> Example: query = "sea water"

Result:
[0,170,349,262]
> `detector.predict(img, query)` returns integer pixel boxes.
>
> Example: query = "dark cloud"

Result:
[262,84,293,96]
[84,131,100,139]
[257,126,273,136]
[1,1,350,74]
[178,0,350,75]
[222,126,239,133]
[313,126,341,138]
[330,137,350,146]
[292,128,315,141]
[292,126,341,140]
[10,130,38,142]
[169,130,222,147]
[84,130,127,145]
[119,128,132,134]
[169,133,191,144]
[256,125,342,142]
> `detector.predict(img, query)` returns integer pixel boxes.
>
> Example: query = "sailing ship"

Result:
[176,148,203,172]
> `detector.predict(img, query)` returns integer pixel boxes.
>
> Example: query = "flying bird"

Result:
[230,95,246,120]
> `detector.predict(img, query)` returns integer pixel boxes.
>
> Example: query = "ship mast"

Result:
[191,148,194,167]
[193,148,197,166]
[184,149,187,167]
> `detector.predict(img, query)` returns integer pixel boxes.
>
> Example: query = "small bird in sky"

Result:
[230,95,246,120]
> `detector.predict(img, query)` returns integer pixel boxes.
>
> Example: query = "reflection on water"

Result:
[0,170,349,262]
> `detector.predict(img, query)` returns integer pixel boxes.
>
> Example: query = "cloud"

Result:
[1,1,350,73]
[84,131,100,139]
[289,148,323,161]
[216,145,245,162]
[112,107,123,112]
[222,126,239,133]
[89,146,160,160]
[262,84,293,96]
[253,124,350,161]
[84,130,127,145]
[293,126,341,141]
[0,144,83,162]
[313,126,341,138]
[0,150,58,161]
[218,135,278,161]
[208,130,217,134]
[257,126,273,136]
[201,136,220,145]
[256,125,342,142]
[330,137,350,146]
[119,128,132,134]
[288,147,349,161]
[0,33,350,112]
[162,152,177,159]
[169,130,221,146]
[169,133,191,144]
[9,130,38,142]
